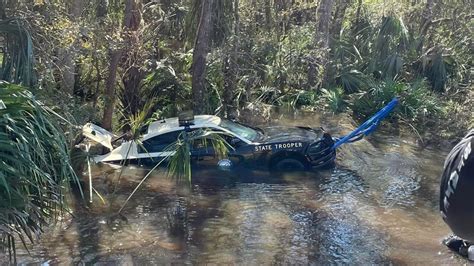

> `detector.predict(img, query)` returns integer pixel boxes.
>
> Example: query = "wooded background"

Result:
[0,1,473,261]
[0,0,472,136]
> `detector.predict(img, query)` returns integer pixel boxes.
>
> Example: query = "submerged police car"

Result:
[82,114,336,171]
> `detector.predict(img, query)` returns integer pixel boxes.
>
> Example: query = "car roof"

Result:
[146,115,222,136]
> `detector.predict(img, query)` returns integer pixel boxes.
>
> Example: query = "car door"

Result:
[190,129,223,167]
[191,137,217,165]
[137,130,183,164]
[191,129,249,168]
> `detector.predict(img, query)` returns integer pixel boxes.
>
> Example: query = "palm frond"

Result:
[0,19,35,86]
[337,69,372,93]
[118,127,231,212]
[370,16,410,77]
[167,128,231,183]
[422,50,448,92]
[383,53,403,79]
[0,82,79,260]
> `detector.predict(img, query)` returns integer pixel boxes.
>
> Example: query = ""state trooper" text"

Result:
[254,142,303,152]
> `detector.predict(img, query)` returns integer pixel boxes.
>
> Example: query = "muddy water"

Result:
[12,110,464,265]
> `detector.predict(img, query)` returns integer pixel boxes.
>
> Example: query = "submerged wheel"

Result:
[273,158,307,171]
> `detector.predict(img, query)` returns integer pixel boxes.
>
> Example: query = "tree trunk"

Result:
[264,0,272,30]
[0,0,6,19]
[252,0,259,33]
[59,0,83,95]
[313,0,335,87]
[97,0,108,20]
[101,50,121,131]
[58,49,76,95]
[124,0,142,30]
[223,0,239,118]
[101,0,142,130]
[307,62,317,87]
[121,0,143,117]
[330,0,350,41]
[192,0,213,114]
[418,0,435,52]
[355,0,363,27]
[70,0,83,18]
[315,0,334,49]
[421,0,434,33]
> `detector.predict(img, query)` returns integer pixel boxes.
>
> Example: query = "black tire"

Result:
[273,158,307,171]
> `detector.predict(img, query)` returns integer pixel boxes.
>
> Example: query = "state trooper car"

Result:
[82,113,336,171]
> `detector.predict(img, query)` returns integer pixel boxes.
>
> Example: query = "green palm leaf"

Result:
[0,19,35,86]
[0,82,79,262]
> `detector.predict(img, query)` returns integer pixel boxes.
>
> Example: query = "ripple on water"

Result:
[12,110,457,265]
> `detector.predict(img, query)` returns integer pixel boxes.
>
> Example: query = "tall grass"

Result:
[0,19,35,86]
[0,82,80,262]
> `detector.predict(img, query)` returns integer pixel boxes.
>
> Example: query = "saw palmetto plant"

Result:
[0,82,80,262]
[167,128,230,182]
[0,19,35,87]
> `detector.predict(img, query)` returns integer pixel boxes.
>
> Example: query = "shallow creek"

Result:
[11,110,464,265]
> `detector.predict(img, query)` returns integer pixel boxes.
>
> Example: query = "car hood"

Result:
[259,126,324,143]
[82,123,115,150]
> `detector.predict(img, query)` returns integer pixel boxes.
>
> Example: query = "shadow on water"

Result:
[13,110,465,264]
[70,187,101,265]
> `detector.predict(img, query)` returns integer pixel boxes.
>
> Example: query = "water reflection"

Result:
[11,111,463,265]
[72,189,101,264]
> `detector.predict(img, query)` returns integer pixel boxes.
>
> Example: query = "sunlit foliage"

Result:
[0,82,80,262]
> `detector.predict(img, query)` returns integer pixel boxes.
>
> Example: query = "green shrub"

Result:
[0,82,80,261]
[353,80,402,115]
[400,79,442,120]
[351,79,442,123]
[277,89,318,109]
[295,90,318,107]
[321,87,347,113]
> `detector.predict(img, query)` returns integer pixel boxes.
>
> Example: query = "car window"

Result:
[218,132,244,148]
[139,130,182,153]
[191,128,222,151]
[219,120,259,142]
[192,137,210,151]
[191,128,242,151]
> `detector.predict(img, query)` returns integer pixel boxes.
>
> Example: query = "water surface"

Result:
[10,110,462,265]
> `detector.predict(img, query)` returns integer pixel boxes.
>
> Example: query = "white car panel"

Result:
[82,123,115,150]
[84,115,253,163]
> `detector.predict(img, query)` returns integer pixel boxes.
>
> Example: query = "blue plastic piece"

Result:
[332,97,399,150]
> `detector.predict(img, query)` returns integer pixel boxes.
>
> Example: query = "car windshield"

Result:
[219,120,260,142]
